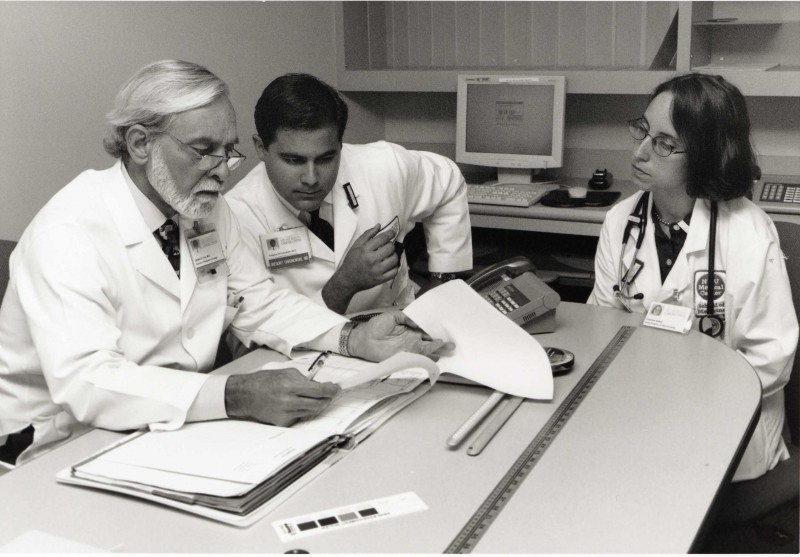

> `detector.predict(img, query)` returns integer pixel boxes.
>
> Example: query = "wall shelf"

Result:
[335,1,800,98]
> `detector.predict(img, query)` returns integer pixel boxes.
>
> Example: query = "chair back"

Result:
[774,220,800,446]
[0,240,16,302]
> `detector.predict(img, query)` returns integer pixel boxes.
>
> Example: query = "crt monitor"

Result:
[456,74,566,185]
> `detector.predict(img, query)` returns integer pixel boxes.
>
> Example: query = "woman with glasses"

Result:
[588,73,797,481]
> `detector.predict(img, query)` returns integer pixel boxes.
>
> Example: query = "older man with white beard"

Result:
[0,60,452,466]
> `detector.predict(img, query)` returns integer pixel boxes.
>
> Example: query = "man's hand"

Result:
[224,368,341,427]
[322,225,399,313]
[347,310,454,362]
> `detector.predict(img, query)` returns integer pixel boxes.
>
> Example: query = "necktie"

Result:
[154,218,180,277]
[307,209,335,251]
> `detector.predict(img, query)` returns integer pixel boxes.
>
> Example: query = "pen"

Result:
[467,396,524,456]
[306,351,331,381]
[446,390,506,448]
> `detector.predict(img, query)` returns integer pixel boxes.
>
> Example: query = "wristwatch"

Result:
[430,272,457,282]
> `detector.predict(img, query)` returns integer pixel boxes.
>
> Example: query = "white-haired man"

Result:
[0,60,451,466]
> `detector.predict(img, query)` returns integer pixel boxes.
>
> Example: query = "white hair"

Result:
[103,60,229,159]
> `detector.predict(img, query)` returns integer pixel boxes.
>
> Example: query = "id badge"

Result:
[261,227,312,269]
[185,225,228,284]
[642,302,693,334]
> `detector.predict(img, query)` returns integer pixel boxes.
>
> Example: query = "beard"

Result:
[147,145,220,219]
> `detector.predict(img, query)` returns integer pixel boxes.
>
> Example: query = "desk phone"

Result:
[466,256,560,334]
[759,182,800,204]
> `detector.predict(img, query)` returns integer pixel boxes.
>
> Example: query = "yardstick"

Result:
[445,325,637,554]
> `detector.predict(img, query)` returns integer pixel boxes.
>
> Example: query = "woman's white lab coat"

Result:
[589,191,798,481]
[226,141,473,314]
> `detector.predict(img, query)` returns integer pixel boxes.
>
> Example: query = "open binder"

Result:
[57,352,439,527]
[57,280,555,526]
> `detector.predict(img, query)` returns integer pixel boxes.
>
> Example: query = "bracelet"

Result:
[339,321,358,357]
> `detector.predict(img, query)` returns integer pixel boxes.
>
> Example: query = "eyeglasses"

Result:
[161,132,246,171]
[627,118,686,158]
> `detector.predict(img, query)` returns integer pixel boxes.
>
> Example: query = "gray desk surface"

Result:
[0,303,761,554]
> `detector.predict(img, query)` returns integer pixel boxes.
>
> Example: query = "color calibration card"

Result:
[273,491,427,542]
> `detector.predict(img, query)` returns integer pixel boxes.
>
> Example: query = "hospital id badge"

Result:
[643,302,693,334]
[694,270,726,317]
[185,226,228,283]
[261,228,311,269]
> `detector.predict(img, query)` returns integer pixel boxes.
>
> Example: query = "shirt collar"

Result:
[273,184,334,222]
[122,162,173,232]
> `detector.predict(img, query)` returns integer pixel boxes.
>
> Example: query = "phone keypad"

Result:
[485,283,530,315]
[760,182,800,204]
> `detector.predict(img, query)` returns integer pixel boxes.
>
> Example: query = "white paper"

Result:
[403,280,553,400]
[261,351,440,389]
[0,530,107,553]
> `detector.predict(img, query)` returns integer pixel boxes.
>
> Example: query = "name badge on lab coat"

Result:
[260,228,312,269]
[185,227,228,283]
[642,302,693,334]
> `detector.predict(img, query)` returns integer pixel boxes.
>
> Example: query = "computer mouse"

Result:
[568,186,588,199]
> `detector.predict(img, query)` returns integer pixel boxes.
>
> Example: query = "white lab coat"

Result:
[225,141,473,314]
[589,191,798,481]
[0,161,345,462]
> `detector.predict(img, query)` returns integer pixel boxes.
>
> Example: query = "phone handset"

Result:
[467,256,560,334]
[466,255,536,291]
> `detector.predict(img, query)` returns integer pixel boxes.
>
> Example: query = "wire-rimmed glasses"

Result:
[162,132,246,171]
[627,118,686,158]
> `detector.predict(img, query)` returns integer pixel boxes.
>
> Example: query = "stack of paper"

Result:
[58,352,439,526]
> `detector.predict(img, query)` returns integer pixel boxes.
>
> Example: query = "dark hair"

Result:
[651,73,757,201]
[254,73,348,147]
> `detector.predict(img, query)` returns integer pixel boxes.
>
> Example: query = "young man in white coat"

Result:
[225,73,473,315]
[0,60,451,466]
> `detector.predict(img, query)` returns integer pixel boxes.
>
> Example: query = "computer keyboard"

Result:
[467,183,553,207]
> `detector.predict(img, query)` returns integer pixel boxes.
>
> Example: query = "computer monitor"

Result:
[456,74,566,185]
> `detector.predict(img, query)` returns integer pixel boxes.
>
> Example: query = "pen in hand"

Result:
[306,351,331,381]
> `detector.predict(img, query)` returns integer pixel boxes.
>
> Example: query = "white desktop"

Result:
[457,74,566,207]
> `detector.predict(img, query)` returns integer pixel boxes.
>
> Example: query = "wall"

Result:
[0,1,339,241]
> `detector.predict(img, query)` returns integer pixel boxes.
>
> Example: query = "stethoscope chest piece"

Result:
[699,314,724,338]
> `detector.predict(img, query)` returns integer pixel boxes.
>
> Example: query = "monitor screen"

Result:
[456,75,565,184]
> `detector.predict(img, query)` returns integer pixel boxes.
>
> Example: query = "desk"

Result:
[0,303,760,553]
[468,178,639,237]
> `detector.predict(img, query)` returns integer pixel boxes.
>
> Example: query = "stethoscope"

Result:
[614,191,723,338]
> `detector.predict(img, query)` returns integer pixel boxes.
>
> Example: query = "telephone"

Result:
[467,256,560,334]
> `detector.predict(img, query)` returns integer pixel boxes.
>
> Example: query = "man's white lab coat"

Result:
[0,161,345,462]
[226,141,473,314]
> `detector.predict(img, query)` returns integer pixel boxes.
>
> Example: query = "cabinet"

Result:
[335,1,800,96]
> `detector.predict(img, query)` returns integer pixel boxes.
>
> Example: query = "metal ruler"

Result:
[445,325,637,554]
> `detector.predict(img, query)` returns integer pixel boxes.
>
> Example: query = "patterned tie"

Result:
[307,209,335,251]
[154,218,180,277]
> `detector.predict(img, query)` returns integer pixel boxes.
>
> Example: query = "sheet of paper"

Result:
[403,280,553,400]
[0,530,108,553]
[260,351,440,389]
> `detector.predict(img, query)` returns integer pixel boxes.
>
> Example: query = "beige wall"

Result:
[0,1,338,241]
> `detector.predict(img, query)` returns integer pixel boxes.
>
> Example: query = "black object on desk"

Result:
[540,189,621,208]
